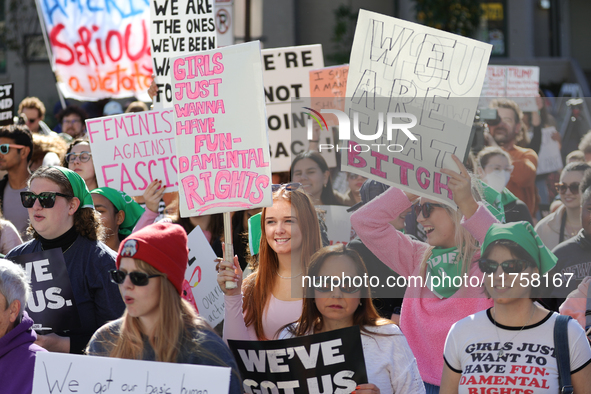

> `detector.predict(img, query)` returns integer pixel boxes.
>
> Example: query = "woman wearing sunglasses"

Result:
[351,154,496,393]
[441,221,591,394]
[64,139,97,191]
[476,147,533,224]
[535,162,591,250]
[217,183,323,341]
[87,223,242,394]
[6,166,125,353]
[280,244,425,394]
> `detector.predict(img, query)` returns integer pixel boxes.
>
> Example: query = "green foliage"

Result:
[327,5,358,65]
[415,0,482,37]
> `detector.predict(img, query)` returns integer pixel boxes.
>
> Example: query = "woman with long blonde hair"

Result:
[87,222,242,394]
[217,184,322,340]
[351,155,496,393]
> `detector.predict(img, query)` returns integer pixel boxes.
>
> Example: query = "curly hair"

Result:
[26,167,104,241]
[31,134,68,168]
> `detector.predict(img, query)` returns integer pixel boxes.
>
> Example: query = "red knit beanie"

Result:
[116,222,188,294]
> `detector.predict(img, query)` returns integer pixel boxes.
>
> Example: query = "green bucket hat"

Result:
[55,167,94,209]
[481,221,558,274]
[91,187,145,236]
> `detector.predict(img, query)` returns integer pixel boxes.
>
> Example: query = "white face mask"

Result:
[483,170,511,193]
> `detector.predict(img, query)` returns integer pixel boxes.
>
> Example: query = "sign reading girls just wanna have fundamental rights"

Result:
[172,41,272,217]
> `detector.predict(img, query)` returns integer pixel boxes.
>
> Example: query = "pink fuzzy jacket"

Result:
[350,187,494,386]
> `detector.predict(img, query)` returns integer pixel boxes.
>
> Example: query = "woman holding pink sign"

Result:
[217,183,322,341]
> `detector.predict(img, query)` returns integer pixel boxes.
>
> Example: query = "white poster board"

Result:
[151,0,216,107]
[86,109,178,196]
[32,352,231,394]
[318,205,353,245]
[261,45,333,171]
[480,65,540,111]
[186,226,224,327]
[536,126,563,175]
[173,41,272,217]
[342,10,492,207]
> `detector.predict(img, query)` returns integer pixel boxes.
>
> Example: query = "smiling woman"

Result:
[6,166,125,354]
[217,186,322,341]
[65,139,98,191]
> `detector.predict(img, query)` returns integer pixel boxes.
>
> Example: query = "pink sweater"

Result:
[350,187,494,386]
[223,293,303,342]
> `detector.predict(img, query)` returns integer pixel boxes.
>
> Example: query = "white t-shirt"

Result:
[444,308,591,394]
[280,324,425,394]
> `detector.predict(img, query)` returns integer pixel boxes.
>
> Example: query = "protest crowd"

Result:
[1,5,591,394]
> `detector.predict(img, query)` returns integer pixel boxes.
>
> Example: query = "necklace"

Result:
[276,271,302,279]
[492,305,536,357]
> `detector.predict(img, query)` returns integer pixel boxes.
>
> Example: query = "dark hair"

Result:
[57,105,88,124]
[62,139,91,167]
[290,151,341,205]
[26,167,104,241]
[285,244,391,338]
[0,124,33,162]
[481,239,541,298]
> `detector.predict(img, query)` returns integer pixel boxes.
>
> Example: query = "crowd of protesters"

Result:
[1,93,591,394]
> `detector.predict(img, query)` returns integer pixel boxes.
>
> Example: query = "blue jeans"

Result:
[424,382,440,394]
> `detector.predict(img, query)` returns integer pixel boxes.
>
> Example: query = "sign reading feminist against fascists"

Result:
[0,83,14,125]
[261,45,331,171]
[37,0,152,100]
[185,226,225,327]
[9,249,80,333]
[341,10,492,207]
[173,41,272,217]
[228,326,368,394]
[151,0,216,108]
[32,352,231,394]
[86,109,178,196]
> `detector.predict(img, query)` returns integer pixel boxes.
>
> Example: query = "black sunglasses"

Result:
[20,191,72,208]
[555,182,580,194]
[314,284,361,294]
[109,269,163,286]
[478,259,534,274]
[65,151,92,163]
[272,183,302,192]
[413,202,446,219]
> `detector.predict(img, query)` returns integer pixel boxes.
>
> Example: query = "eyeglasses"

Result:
[314,284,361,294]
[478,259,534,274]
[109,269,164,286]
[0,144,25,155]
[272,183,303,193]
[555,182,580,194]
[413,202,446,219]
[65,151,92,163]
[20,191,73,208]
[62,119,82,126]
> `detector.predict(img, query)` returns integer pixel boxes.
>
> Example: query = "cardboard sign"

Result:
[86,109,178,196]
[317,205,353,245]
[229,326,367,394]
[8,249,80,333]
[341,10,492,207]
[536,126,563,175]
[261,45,331,171]
[185,226,224,327]
[480,65,540,111]
[37,0,151,100]
[32,352,231,394]
[173,41,272,217]
[0,83,14,125]
[151,0,216,108]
